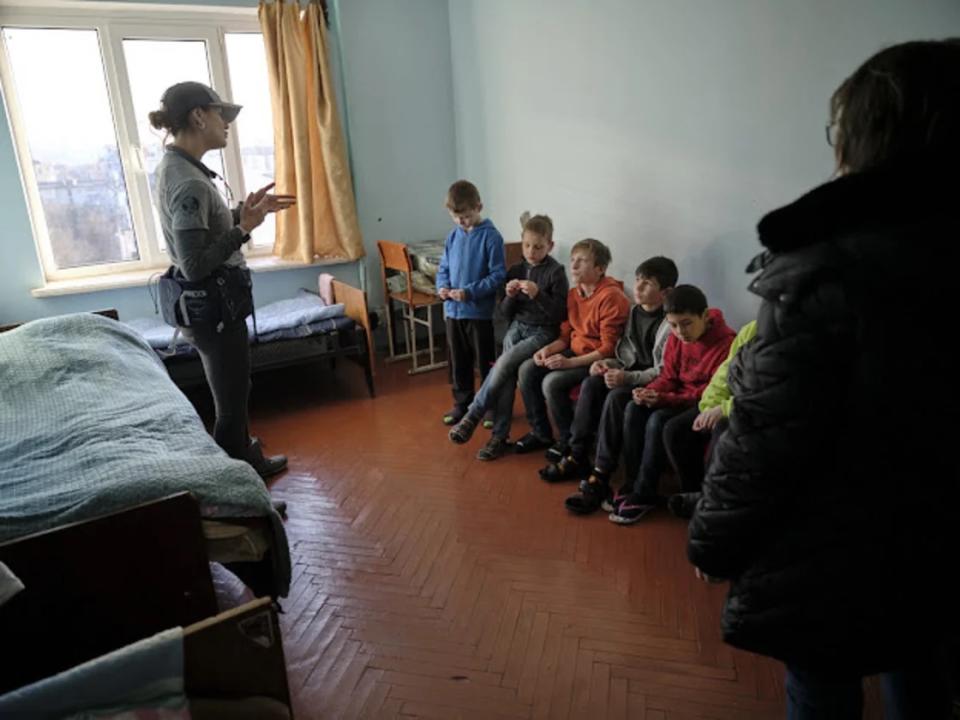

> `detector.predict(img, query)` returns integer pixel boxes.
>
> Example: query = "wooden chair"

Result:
[504,241,523,269]
[377,240,447,374]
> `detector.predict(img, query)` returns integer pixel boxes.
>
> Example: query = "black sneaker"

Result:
[544,442,568,463]
[564,478,609,515]
[477,436,509,461]
[442,406,467,426]
[539,455,588,482]
[449,414,480,444]
[668,492,701,519]
[513,432,553,454]
[609,493,658,525]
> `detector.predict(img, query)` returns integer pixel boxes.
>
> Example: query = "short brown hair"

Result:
[570,238,611,271]
[520,211,554,243]
[445,180,482,212]
[830,39,960,172]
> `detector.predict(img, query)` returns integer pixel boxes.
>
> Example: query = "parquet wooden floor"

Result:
[232,358,884,719]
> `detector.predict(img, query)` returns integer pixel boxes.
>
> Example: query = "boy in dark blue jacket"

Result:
[436,180,506,425]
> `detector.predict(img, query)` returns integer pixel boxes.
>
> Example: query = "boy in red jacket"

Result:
[607,285,734,525]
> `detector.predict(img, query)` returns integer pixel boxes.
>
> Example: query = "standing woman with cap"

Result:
[148,81,295,479]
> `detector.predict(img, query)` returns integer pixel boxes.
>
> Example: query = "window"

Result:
[0,5,276,283]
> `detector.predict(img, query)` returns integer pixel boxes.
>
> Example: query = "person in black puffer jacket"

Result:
[688,39,960,719]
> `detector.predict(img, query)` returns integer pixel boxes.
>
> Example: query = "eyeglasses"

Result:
[825,122,838,148]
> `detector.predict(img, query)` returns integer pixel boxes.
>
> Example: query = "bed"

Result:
[130,277,376,397]
[1,519,292,719]
[0,312,291,600]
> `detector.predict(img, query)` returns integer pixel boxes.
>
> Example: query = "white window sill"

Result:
[31,255,357,298]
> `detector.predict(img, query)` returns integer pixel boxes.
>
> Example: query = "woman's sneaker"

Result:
[477,436,509,461]
[513,432,553,454]
[449,414,480,444]
[600,487,627,514]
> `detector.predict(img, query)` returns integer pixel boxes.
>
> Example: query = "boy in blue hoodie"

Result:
[436,180,507,425]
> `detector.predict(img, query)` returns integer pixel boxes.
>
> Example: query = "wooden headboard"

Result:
[332,279,375,380]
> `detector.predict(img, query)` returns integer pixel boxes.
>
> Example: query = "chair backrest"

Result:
[504,241,523,269]
[377,240,416,304]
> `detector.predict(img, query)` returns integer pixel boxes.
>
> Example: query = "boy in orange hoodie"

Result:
[515,239,630,461]
[607,285,735,525]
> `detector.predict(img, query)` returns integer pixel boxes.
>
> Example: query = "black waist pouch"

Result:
[158,265,253,330]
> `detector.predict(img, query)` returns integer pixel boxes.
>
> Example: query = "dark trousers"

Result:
[585,384,634,471]
[446,317,496,409]
[181,319,253,462]
[786,654,954,720]
[567,374,612,462]
[625,404,687,500]
[662,408,729,492]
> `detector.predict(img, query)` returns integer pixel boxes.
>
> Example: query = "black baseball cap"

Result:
[160,81,242,123]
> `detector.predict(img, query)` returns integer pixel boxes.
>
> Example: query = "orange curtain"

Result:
[259,0,364,262]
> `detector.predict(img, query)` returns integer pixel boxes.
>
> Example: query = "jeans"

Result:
[662,407,729,492]
[518,352,590,443]
[785,657,954,720]
[467,322,555,439]
[180,318,253,462]
[625,404,687,500]
[566,374,613,462]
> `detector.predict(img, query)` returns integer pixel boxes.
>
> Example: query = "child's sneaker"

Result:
[544,442,568,464]
[482,409,495,430]
[609,493,657,525]
[477,436,509,461]
[600,487,627,514]
[449,414,480,444]
[539,455,588,482]
[564,478,609,515]
[513,432,553,454]
[442,406,467,426]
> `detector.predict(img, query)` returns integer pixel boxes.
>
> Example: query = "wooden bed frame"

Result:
[0,493,218,694]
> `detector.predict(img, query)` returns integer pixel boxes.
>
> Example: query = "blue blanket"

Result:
[129,289,348,356]
[0,314,290,595]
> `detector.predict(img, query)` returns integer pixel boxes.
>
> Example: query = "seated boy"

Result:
[598,285,735,524]
[662,320,758,518]
[542,256,677,482]
[514,239,630,459]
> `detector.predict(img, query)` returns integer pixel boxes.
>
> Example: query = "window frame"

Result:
[0,2,270,284]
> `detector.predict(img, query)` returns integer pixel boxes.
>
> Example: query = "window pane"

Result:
[225,32,276,248]
[123,38,224,252]
[3,28,138,269]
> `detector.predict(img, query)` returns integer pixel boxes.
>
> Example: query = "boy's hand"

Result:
[505,280,521,298]
[449,289,467,302]
[604,368,626,388]
[589,361,608,376]
[438,287,451,299]
[519,280,540,299]
[544,354,570,370]
[633,387,658,406]
[693,406,724,432]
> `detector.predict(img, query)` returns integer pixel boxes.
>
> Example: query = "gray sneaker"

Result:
[477,436,509,461]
